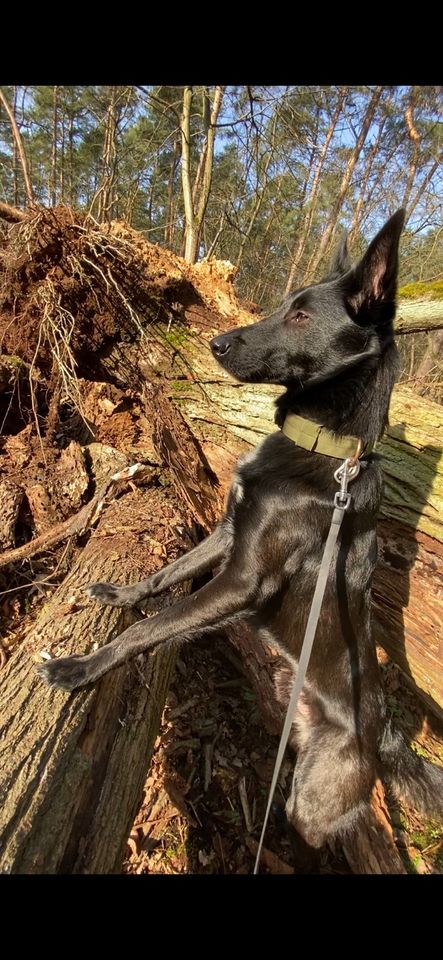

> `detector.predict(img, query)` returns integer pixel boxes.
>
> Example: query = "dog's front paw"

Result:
[84,580,148,608]
[36,655,91,692]
[84,581,122,605]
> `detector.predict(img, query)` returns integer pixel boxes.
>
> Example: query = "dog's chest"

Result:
[228,447,262,508]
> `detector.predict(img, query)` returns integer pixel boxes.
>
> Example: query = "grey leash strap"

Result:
[253,457,361,875]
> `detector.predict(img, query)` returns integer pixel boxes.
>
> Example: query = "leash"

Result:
[253,455,361,874]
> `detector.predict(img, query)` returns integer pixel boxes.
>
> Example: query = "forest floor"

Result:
[121,633,443,876]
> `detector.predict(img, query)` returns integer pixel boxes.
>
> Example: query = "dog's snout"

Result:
[211,335,232,358]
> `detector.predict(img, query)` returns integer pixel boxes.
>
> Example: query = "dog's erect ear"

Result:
[345,209,406,316]
[329,234,352,277]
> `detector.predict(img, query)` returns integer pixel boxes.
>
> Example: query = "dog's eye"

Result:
[287,309,309,324]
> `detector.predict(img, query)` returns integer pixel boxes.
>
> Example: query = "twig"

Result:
[238,776,253,833]
[169,695,200,720]
[204,742,213,792]
[245,836,294,875]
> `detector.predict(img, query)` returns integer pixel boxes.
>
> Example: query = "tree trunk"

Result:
[414,329,443,384]
[180,86,224,264]
[96,277,443,716]
[120,299,443,716]
[51,86,58,207]
[0,480,189,873]
[284,87,348,296]
[12,86,19,208]
[180,86,195,262]
[340,781,406,874]
[395,299,443,334]
[97,87,118,222]
[0,88,34,205]
[349,114,387,246]
[68,113,74,204]
[165,135,181,248]
[401,87,421,212]
[305,87,383,281]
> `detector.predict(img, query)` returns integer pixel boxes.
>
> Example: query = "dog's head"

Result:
[210,209,405,389]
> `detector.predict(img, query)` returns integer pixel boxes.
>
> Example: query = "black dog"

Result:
[38,210,443,849]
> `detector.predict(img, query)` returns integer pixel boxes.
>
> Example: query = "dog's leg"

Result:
[85,523,231,608]
[285,721,373,850]
[37,564,252,692]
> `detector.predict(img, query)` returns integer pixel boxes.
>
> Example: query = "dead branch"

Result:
[0,200,27,223]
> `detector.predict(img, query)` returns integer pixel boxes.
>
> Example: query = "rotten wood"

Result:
[26,483,59,534]
[0,480,24,549]
[373,519,443,718]
[341,781,407,874]
[149,384,222,531]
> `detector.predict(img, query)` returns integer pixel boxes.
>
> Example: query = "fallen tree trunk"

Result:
[340,781,406,874]
[395,299,443,335]
[0,479,190,873]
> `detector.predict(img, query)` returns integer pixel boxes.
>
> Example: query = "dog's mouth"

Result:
[210,339,277,383]
[210,334,312,387]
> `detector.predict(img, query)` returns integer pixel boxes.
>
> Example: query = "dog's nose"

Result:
[211,336,232,357]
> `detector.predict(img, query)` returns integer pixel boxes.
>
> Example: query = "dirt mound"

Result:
[0,207,248,375]
[0,203,250,668]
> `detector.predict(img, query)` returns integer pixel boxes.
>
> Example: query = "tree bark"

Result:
[97,87,119,222]
[401,87,421,213]
[0,88,34,205]
[51,86,58,207]
[395,299,443,334]
[180,86,224,264]
[341,781,406,874]
[165,134,181,248]
[415,329,443,383]
[180,86,195,261]
[305,87,383,281]
[284,87,348,296]
[0,481,189,873]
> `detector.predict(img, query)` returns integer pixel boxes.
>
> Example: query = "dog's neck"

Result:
[275,337,398,445]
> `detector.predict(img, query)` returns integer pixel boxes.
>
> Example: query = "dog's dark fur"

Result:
[38,210,443,849]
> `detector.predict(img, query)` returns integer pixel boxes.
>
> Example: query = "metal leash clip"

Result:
[333,457,361,510]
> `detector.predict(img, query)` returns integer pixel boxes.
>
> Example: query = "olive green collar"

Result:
[281,413,374,460]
